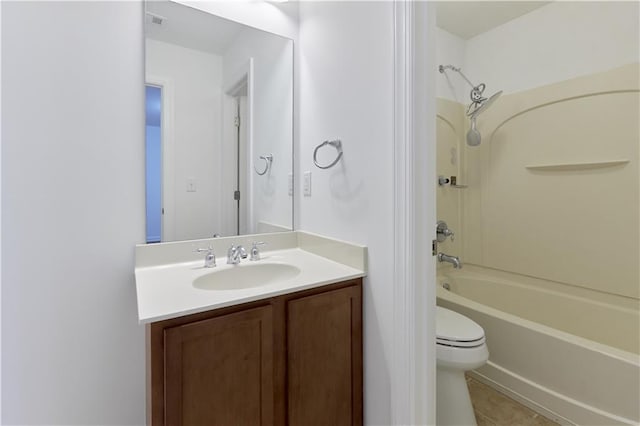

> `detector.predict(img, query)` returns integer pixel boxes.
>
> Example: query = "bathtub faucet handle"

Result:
[436,221,455,242]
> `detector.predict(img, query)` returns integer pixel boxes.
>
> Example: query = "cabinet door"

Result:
[164,305,273,426]
[287,284,363,426]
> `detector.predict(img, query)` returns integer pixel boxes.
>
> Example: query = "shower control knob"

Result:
[436,221,455,243]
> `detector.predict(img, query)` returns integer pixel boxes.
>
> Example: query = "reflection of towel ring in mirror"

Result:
[254,154,273,176]
[313,139,343,169]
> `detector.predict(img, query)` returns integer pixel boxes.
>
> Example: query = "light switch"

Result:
[187,177,196,192]
[303,171,311,196]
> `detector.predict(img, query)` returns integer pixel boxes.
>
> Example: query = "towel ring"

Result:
[313,139,343,169]
[254,154,273,176]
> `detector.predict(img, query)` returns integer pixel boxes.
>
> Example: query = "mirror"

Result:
[144,1,294,243]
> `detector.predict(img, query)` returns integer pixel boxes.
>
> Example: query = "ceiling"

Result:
[436,1,551,40]
[147,1,552,54]
[145,1,244,55]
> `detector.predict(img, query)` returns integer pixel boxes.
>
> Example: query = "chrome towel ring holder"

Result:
[313,139,343,169]
[254,154,273,175]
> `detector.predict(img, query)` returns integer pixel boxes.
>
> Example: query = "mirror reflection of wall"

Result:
[144,1,293,243]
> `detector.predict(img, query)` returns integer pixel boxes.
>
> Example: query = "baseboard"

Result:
[469,362,636,426]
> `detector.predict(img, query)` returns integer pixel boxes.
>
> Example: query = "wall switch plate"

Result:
[187,177,196,192]
[288,173,293,196]
[303,171,311,196]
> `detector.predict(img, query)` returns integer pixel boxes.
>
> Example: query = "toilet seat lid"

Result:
[436,306,485,348]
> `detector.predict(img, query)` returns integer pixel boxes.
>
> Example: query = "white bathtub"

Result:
[437,269,640,425]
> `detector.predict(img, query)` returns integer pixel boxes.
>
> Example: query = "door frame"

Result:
[145,74,175,242]
[224,58,254,234]
[391,2,437,424]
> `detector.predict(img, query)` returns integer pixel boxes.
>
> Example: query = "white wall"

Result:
[435,27,466,103]
[299,2,395,423]
[146,39,223,241]
[223,29,294,233]
[1,1,145,424]
[465,1,640,95]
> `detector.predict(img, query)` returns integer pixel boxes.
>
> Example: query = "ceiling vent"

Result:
[145,12,166,26]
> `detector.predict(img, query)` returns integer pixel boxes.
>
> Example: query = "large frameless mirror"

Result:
[144,1,294,243]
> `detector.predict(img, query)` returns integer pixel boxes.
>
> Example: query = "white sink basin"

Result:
[193,262,301,291]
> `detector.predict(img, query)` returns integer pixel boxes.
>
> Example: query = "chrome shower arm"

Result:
[438,65,477,89]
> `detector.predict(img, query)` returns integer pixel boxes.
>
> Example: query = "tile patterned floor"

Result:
[467,376,560,426]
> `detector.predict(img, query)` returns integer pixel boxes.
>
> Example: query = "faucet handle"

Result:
[194,245,213,254]
[250,242,266,261]
[194,246,216,268]
[436,220,455,242]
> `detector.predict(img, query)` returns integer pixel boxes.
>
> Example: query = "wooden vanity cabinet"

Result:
[163,306,274,425]
[146,278,362,426]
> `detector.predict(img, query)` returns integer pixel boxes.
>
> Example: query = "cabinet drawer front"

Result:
[164,306,274,426]
[287,285,363,426]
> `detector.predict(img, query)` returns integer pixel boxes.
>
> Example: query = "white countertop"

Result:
[135,232,367,323]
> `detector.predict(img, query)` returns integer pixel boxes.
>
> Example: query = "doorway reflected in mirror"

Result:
[145,84,162,243]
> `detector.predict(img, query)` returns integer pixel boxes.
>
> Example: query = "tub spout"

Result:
[438,252,462,269]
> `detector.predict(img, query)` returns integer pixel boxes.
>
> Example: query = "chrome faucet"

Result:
[227,245,248,265]
[438,252,462,269]
[195,246,216,268]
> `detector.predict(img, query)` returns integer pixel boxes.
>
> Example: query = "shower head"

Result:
[465,88,501,146]
[439,65,502,147]
[466,117,481,147]
[467,90,502,118]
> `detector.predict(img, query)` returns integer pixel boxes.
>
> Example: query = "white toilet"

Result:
[436,306,489,426]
